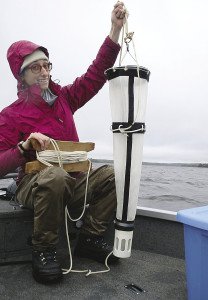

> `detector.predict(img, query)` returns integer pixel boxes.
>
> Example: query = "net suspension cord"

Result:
[36,138,111,276]
[112,5,142,136]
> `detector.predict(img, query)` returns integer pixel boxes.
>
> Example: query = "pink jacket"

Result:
[0,37,120,180]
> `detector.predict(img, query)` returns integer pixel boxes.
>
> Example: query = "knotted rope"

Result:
[118,8,139,68]
[112,3,143,136]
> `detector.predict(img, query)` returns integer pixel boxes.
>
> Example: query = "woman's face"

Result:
[22,59,51,91]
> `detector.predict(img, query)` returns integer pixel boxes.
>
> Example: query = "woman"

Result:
[0,2,126,283]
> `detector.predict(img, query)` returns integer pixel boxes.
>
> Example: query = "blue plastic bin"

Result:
[177,205,208,300]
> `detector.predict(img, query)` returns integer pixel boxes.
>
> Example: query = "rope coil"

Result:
[37,150,87,164]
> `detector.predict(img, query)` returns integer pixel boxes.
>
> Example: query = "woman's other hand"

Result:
[109,1,127,43]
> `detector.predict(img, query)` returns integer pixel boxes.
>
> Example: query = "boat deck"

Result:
[0,168,187,299]
[0,248,186,300]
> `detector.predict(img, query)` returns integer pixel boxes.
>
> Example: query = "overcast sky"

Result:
[1,0,208,163]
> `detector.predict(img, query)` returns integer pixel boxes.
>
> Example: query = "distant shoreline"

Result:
[1,159,208,180]
[91,159,208,168]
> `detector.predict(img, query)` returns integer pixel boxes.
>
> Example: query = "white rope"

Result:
[62,156,111,276]
[36,138,111,276]
[116,3,142,135]
[111,124,145,135]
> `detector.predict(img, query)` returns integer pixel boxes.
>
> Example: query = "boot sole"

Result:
[74,248,119,264]
[32,271,63,284]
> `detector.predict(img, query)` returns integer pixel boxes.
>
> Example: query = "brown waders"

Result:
[16,165,116,251]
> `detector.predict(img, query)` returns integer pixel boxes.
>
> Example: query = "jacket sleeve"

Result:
[0,114,26,177]
[62,36,120,113]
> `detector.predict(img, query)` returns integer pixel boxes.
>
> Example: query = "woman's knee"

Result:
[39,167,68,187]
[96,164,115,181]
[33,167,75,198]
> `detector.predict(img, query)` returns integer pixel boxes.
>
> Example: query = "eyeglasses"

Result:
[26,62,52,74]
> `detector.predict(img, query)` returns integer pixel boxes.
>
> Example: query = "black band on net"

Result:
[115,219,135,231]
[112,122,145,133]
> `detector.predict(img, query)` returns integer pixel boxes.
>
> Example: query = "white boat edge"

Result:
[136,206,177,222]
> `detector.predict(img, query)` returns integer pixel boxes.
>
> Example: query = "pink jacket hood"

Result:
[7,40,49,80]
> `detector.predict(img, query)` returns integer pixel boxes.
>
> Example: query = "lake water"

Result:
[1,163,208,212]
[139,163,208,211]
[95,162,208,212]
